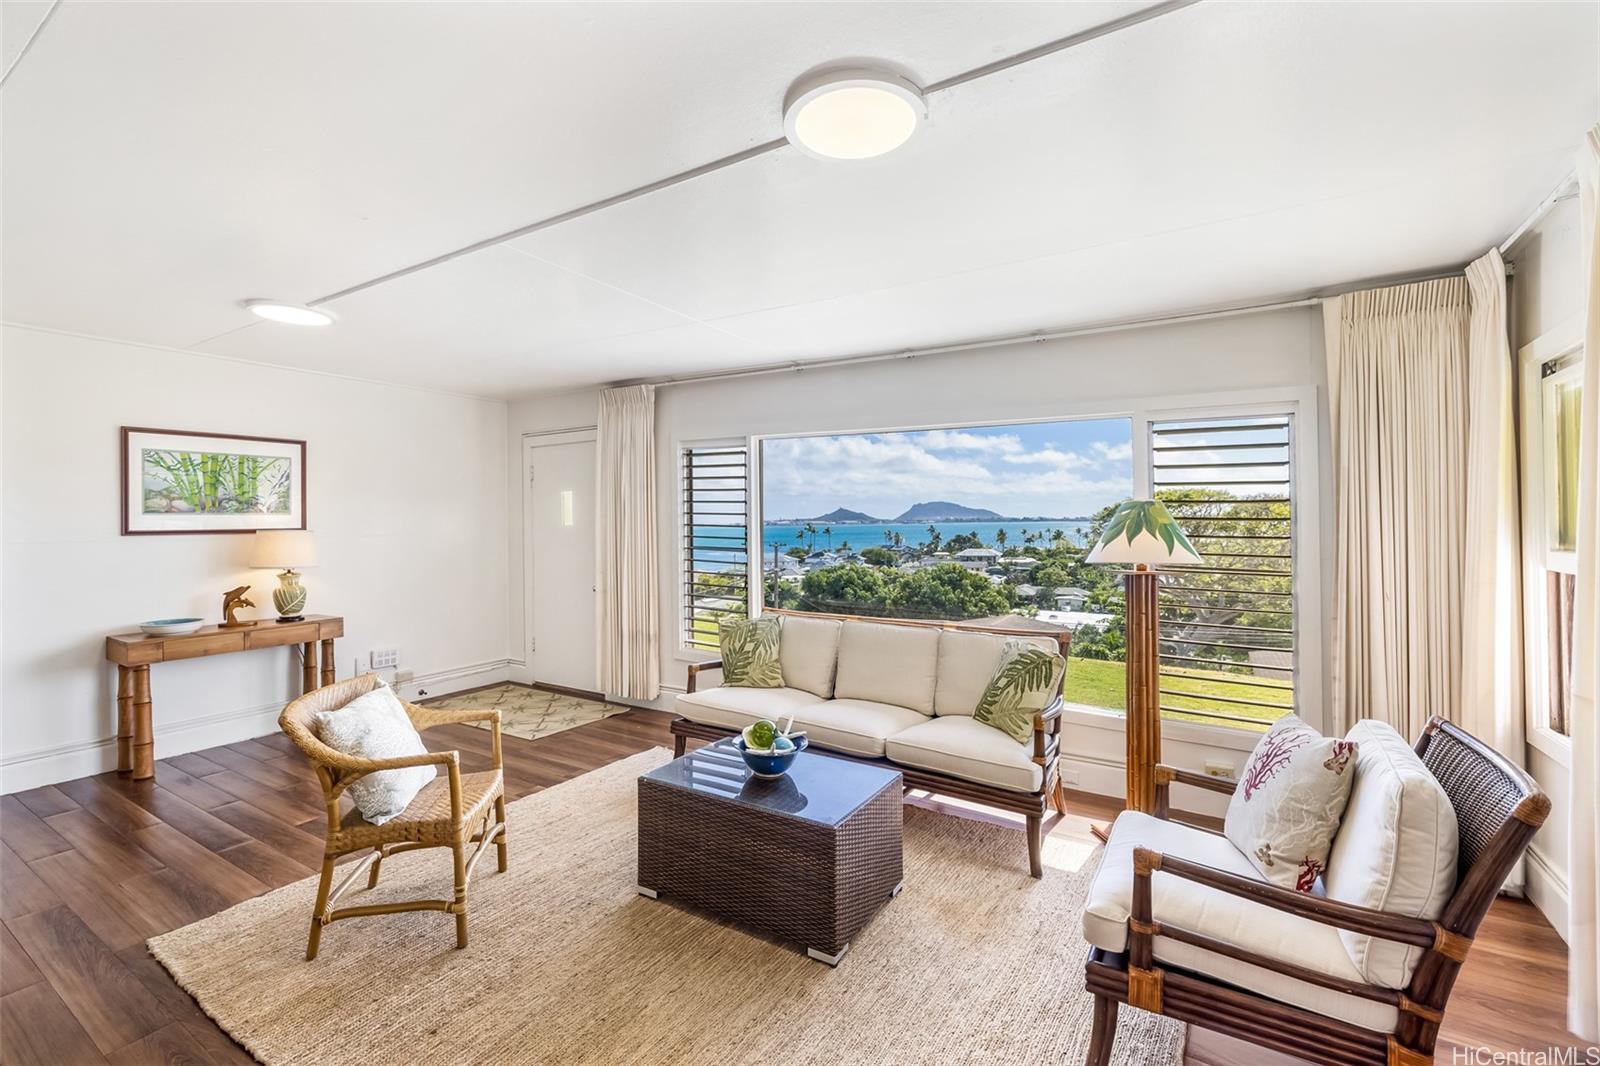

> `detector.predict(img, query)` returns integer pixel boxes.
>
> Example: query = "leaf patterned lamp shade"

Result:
[1084,499,1202,567]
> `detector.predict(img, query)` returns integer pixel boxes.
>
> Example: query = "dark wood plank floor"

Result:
[0,703,1582,1064]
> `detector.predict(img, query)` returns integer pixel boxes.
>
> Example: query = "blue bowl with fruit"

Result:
[734,719,808,779]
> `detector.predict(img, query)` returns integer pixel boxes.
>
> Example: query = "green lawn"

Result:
[1062,656,1284,731]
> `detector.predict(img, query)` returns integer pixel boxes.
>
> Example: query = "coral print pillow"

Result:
[1224,715,1358,892]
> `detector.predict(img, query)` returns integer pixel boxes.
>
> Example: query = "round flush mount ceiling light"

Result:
[242,299,336,326]
[783,68,926,161]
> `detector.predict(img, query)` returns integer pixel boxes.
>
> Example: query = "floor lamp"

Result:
[1085,500,1203,815]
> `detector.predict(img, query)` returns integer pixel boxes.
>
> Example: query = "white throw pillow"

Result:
[1324,719,1459,988]
[1224,715,1359,891]
[313,682,436,825]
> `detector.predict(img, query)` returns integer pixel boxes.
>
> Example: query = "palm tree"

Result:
[884,527,894,545]
[804,522,818,551]
[794,529,807,551]
[823,526,833,550]
[840,538,852,553]
[926,525,942,553]
[996,528,1009,551]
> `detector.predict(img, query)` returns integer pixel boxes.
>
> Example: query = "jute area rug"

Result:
[421,683,626,742]
[150,749,1184,1066]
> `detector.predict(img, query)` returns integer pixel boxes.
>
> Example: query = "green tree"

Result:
[860,546,897,567]
[925,525,942,553]
[887,564,1012,620]
[944,532,983,553]
[800,563,894,614]
[786,546,809,561]
[823,525,833,549]
[995,528,1008,551]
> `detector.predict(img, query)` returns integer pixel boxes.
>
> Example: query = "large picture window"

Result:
[758,418,1137,709]
[748,410,1303,732]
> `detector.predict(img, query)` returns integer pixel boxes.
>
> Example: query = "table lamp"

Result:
[249,530,319,622]
[1085,500,1202,814]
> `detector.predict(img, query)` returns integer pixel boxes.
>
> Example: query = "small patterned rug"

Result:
[421,684,626,741]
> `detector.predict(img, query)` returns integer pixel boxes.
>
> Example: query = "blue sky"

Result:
[761,418,1134,520]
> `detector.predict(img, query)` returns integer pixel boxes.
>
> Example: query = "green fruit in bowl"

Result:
[744,720,778,752]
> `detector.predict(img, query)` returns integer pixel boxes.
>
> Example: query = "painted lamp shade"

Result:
[249,530,319,618]
[1085,499,1203,568]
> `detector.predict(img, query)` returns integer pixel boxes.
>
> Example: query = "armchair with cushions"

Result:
[1081,716,1549,1066]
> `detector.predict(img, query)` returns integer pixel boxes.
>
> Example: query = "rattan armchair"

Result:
[1083,716,1549,1066]
[279,673,508,960]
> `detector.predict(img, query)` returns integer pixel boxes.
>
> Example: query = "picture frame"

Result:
[120,426,307,535]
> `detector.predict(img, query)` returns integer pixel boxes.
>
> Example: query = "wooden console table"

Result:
[104,614,344,780]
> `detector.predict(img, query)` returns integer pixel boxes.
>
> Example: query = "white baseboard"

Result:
[0,657,517,795]
[1526,844,1570,943]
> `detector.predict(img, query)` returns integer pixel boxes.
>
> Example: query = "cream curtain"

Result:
[1566,124,1600,1042]
[1462,248,1525,770]
[1323,278,1472,740]
[595,384,661,702]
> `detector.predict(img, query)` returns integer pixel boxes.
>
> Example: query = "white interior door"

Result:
[525,432,597,692]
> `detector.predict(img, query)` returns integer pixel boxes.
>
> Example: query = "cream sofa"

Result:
[670,611,1069,877]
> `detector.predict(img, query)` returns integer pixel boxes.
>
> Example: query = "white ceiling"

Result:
[3,1,1594,397]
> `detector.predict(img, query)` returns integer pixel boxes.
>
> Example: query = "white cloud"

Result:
[1093,441,1132,462]
[762,432,1131,519]
[905,429,1023,454]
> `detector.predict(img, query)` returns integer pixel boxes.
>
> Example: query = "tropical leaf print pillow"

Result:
[719,616,783,689]
[1224,714,1359,891]
[973,639,1065,744]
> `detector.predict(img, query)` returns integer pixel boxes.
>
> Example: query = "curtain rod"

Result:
[643,262,1471,392]
[1500,172,1578,255]
[647,296,1320,390]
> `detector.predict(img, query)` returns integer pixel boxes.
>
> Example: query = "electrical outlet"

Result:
[370,648,399,670]
[1204,758,1236,780]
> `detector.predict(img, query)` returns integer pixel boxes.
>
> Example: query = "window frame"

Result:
[1518,314,1585,765]
[692,384,1323,739]
[676,436,753,655]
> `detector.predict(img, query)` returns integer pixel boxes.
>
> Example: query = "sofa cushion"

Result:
[934,630,1062,717]
[834,621,939,715]
[718,616,783,688]
[779,615,842,698]
[884,716,1041,793]
[1084,811,1396,1033]
[1325,719,1459,989]
[789,699,927,758]
[1224,715,1358,891]
[675,686,823,734]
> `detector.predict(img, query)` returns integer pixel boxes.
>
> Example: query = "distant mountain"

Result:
[810,507,881,524]
[894,500,1004,523]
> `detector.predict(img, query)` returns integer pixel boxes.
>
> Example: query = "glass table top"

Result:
[641,738,902,828]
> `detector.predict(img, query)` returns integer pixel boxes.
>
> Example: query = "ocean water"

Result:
[685,520,1097,568]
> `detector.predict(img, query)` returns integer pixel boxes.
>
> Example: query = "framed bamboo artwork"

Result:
[121,427,307,535]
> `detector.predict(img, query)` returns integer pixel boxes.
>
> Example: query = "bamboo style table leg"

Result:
[131,664,154,780]
[320,638,335,687]
[115,666,133,773]
[302,642,318,694]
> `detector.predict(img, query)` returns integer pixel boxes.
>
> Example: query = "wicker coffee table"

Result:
[637,738,904,965]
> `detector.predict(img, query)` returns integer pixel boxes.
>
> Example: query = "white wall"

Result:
[1507,193,1584,938]
[1,325,511,792]
[509,306,1332,812]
